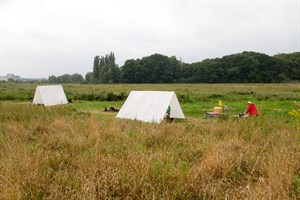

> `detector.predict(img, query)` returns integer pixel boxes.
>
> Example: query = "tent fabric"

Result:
[33,85,68,106]
[116,91,185,123]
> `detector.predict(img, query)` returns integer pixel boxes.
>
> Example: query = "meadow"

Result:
[0,83,300,199]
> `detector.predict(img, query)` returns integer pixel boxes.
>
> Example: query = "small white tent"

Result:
[116,91,185,123]
[32,85,68,106]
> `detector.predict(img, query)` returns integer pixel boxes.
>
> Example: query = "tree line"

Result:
[49,51,300,83]
[48,73,84,83]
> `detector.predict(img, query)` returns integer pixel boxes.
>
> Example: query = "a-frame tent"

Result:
[116,91,185,123]
[32,85,68,106]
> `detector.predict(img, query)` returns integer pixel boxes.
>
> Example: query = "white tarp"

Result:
[33,85,68,106]
[116,91,185,123]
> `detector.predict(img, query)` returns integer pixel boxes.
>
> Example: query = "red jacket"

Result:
[246,103,259,116]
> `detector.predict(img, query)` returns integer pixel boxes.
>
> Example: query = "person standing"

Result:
[165,106,173,122]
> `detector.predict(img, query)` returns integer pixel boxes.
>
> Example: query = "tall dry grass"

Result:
[0,102,300,199]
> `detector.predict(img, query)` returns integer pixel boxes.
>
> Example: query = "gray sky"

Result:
[0,0,299,78]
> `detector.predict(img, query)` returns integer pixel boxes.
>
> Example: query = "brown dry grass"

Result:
[0,102,300,199]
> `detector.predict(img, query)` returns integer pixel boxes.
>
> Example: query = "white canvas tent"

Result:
[32,85,68,106]
[116,91,185,123]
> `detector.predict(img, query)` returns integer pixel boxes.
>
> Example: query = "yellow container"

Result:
[213,107,223,114]
[218,100,223,107]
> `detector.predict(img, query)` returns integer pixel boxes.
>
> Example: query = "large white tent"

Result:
[116,91,185,123]
[32,85,68,106]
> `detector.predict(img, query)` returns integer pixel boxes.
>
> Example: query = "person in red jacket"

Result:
[244,101,259,117]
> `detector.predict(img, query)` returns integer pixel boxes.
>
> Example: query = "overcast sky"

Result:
[0,0,299,78]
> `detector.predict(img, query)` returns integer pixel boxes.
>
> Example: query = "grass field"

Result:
[1,83,300,117]
[0,83,300,199]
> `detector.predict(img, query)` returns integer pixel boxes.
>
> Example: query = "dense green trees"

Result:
[179,51,300,83]
[48,73,84,83]
[90,52,120,83]
[120,54,181,83]
[275,52,300,65]
[85,72,93,83]
[49,51,300,83]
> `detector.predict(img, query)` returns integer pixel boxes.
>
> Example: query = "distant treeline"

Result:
[49,51,300,83]
[49,73,84,83]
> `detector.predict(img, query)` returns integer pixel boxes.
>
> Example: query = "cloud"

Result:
[1,0,298,78]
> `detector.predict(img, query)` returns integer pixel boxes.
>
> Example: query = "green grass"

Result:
[1,83,300,102]
[72,101,123,110]
[0,83,300,199]
[1,83,299,119]
[69,99,299,119]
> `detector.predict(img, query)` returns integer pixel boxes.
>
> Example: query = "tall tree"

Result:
[92,55,100,83]
[99,52,120,83]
